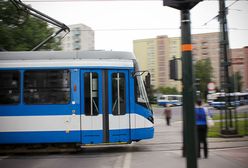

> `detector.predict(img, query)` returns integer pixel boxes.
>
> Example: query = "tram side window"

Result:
[84,72,99,116]
[0,71,20,105]
[24,70,70,104]
[112,73,126,115]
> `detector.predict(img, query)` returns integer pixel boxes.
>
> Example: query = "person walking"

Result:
[195,99,209,158]
[164,104,172,126]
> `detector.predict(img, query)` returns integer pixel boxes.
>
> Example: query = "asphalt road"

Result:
[153,106,182,122]
[153,105,248,121]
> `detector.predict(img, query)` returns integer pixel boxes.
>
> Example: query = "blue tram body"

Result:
[0,51,154,145]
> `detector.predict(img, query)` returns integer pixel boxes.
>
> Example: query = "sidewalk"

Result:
[135,117,248,168]
[152,118,248,147]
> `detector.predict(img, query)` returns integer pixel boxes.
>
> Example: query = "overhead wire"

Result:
[64,27,248,31]
[21,0,248,2]
[20,0,248,32]
[202,0,242,26]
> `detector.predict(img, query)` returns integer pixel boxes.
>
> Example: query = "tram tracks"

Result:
[0,141,247,156]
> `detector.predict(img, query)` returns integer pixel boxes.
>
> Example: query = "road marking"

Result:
[113,155,123,168]
[0,156,9,160]
[210,146,248,151]
[123,152,132,168]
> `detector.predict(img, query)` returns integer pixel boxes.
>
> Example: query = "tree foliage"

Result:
[0,1,60,51]
[156,86,180,95]
[194,58,213,100]
[229,71,243,92]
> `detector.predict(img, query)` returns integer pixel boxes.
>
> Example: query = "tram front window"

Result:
[135,75,151,109]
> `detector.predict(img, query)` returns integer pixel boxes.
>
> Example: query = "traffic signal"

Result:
[169,58,179,80]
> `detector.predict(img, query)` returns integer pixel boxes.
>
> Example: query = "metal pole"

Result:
[10,0,70,51]
[181,9,197,168]
[246,111,248,135]
[117,73,120,115]
[90,73,93,116]
[31,29,64,51]
[219,0,238,136]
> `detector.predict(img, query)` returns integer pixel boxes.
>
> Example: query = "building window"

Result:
[0,71,20,105]
[24,70,70,104]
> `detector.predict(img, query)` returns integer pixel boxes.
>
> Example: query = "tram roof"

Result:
[0,50,136,60]
[0,51,137,69]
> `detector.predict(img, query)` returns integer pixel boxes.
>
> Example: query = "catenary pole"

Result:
[219,0,238,136]
[181,9,197,168]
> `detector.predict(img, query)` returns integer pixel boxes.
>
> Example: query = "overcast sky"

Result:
[23,0,248,51]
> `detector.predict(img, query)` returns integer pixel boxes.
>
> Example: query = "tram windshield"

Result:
[135,74,151,110]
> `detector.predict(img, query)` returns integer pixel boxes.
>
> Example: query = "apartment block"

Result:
[133,32,220,92]
[168,37,182,91]
[133,38,158,88]
[230,47,248,91]
[60,24,94,51]
[133,32,248,92]
[156,36,170,87]
[245,47,248,91]
[191,32,220,88]
[133,36,182,91]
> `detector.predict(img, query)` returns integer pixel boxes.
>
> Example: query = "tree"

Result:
[0,1,60,51]
[194,58,213,100]
[156,86,180,95]
[229,71,243,92]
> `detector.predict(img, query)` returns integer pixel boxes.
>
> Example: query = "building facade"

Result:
[60,24,94,51]
[156,36,169,87]
[191,32,220,88]
[230,47,248,91]
[168,37,182,91]
[133,36,182,91]
[133,32,220,92]
[244,47,248,91]
[133,32,248,92]
[133,38,158,88]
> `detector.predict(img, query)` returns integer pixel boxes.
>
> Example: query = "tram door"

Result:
[108,70,130,143]
[80,70,130,144]
[81,70,103,144]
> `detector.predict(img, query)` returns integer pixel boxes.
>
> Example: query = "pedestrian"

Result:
[195,99,209,158]
[164,104,172,126]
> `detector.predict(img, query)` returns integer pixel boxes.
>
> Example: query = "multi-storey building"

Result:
[230,47,248,91]
[134,32,248,92]
[168,37,182,91]
[133,36,182,91]
[244,47,248,91]
[191,32,220,88]
[134,32,221,92]
[133,38,158,88]
[156,36,169,87]
[60,24,94,51]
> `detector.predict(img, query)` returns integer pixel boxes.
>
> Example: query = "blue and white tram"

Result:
[157,95,182,106]
[0,51,154,145]
[208,92,248,109]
